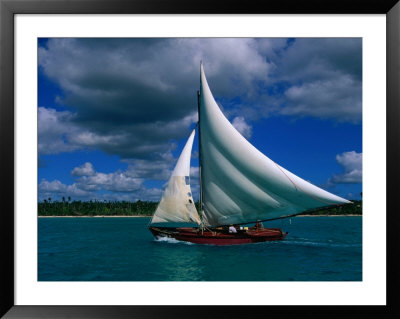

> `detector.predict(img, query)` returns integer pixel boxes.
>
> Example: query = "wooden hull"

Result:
[149,226,288,245]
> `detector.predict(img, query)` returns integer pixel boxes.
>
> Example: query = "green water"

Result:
[38,216,362,281]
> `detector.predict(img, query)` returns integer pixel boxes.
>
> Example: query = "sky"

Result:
[38,38,362,203]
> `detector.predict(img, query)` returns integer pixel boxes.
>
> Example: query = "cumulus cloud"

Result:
[39,179,92,199]
[39,38,361,162]
[282,75,361,122]
[274,38,362,123]
[232,116,252,139]
[39,161,167,201]
[71,162,95,176]
[329,151,362,184]
[39,38,273,127]
[124,156,175,181]
[38,106,188,160]
[76,172,143,193]
[71,162,144,193]
[38,107,82,154]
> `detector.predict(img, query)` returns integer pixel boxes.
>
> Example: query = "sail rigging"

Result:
[151,62,350,229]
[198,63,350,227]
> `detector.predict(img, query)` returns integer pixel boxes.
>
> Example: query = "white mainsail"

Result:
[199,63,350,227]
[151,129,201,224]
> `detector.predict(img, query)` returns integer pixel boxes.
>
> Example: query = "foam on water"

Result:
[282,239,361,248]
[154,236,194,245]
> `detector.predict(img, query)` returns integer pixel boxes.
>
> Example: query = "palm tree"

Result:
[67,196,71,214]
[42,199,47,215]
[61,197,66,214]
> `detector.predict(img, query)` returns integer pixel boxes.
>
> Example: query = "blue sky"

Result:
[38,38,362,202]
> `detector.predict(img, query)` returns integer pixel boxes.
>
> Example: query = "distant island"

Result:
[38,198,362,217]
[298,200,362,216]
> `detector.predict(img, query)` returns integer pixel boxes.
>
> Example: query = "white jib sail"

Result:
[151,129,201,224]
[199,63,351,227]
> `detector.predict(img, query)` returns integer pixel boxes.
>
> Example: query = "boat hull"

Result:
[149,226,288,245]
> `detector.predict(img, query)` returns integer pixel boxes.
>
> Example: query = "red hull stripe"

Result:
[149,227,287,246]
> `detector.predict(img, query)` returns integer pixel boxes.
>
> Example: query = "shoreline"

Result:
[38,214,361,218]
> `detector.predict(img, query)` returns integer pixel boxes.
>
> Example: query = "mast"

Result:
[197,62,204,228]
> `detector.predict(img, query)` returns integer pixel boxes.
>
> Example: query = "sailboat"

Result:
[148,62,350,245]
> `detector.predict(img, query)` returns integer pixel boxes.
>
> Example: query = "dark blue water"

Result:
[38,216,362,281]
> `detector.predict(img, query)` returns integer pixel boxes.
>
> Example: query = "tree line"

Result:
[38,198,157,216]
[299,200,362,216]
[38,198,362,216]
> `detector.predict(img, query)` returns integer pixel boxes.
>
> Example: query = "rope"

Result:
[272,160,337,206]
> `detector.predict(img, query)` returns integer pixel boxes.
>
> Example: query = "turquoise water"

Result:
[38,216,362,281]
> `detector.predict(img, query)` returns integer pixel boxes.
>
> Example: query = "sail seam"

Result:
[272,161,335,206]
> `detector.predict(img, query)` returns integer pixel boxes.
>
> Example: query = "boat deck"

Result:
[149,226,288,245]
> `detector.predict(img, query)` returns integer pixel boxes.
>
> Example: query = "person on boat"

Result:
[255,221,264,230]
[228,225,237,233]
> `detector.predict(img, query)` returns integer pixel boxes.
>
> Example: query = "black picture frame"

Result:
[1,0,399,318]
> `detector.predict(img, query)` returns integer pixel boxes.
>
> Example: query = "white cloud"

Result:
[329,151,362,184]
[270,38,362,123]
[77,172,143,193]
[37,38,277,160]
[38,107,82,154]
[282,75,361,122]
[39,179,92,200]
[39,161,165,201]
[125,156,174,181]
[71,162,95,176]
[38,38,362,162]
[133,188,163,202]
[38,106,182,160]
[232,116,252,139]
[336,151,362,171]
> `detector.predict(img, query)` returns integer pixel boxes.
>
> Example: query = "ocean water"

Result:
[38,216,362,281]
